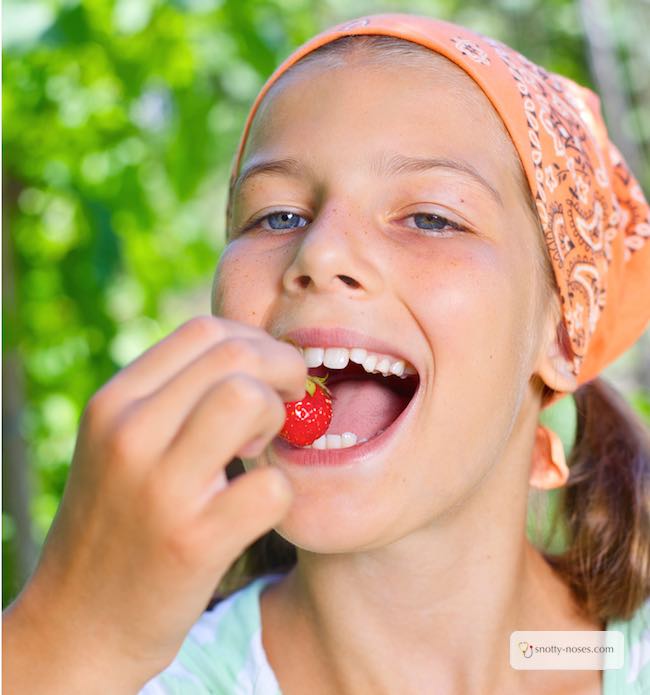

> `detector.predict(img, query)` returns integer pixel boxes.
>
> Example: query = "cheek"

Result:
[410,240,533,411]
[417,243,517,340]
[389,244,534,520]
[212,243,276,324]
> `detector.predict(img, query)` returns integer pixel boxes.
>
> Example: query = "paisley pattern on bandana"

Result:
[228,13,650,393]
[478,38,615,374]
[450,36,491,65]
[446,33,650,381]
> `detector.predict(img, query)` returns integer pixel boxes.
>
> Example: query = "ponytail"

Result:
[543,377,650,622]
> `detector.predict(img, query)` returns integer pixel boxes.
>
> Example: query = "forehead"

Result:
[238,57,519,190]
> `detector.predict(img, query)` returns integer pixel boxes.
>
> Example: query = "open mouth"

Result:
[303,361,421,449]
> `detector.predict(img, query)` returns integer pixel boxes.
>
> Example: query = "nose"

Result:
[281,208,384,297]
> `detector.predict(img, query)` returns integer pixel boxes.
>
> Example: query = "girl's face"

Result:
[213,59,552,553]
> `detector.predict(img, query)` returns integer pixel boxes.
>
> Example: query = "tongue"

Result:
[327,378,410,441]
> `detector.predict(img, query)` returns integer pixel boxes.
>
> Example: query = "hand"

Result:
[3,316,306,694]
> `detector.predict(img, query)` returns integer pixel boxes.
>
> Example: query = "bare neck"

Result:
[261,484,603,695]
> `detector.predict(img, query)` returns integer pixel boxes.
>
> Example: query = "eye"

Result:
[241,210,309,234]
[232,209,468,238]
[405,212,466,235]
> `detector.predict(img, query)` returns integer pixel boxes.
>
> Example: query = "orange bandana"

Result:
[228,13,650,400]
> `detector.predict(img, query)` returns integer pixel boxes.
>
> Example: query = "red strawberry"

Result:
[280,374,333,447]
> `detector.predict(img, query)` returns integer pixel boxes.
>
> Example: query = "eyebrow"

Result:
[232,151,502,207]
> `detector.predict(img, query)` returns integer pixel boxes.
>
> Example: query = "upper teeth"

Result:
[300,346,417,378]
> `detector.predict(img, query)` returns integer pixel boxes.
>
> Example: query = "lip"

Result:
[280,326,420,372]
[269,376,423,468]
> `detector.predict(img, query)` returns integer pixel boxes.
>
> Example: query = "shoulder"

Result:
[138,574,284,695]
[604,598,650,695]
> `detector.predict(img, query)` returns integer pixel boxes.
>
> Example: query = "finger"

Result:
[158,374,287,499]
[196,466,293,571]
[96,316,270,417]
[125,336,306,457]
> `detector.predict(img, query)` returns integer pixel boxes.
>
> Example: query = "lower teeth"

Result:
[305,432,356,450]
[304,428,387,450]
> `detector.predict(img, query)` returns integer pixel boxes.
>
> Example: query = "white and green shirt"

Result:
[140,573,650,694]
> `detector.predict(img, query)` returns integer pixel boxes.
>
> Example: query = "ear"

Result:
[530,425,569,490]
[532,302,578,395]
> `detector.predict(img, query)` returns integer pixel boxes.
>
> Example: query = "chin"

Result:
[271,485,418,556]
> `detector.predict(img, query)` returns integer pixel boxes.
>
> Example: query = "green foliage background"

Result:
[3,0,649,606]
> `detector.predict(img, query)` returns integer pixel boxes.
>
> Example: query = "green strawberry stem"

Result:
[306,373,332,398]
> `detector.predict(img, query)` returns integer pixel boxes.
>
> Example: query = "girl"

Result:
[4,12,650,695]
